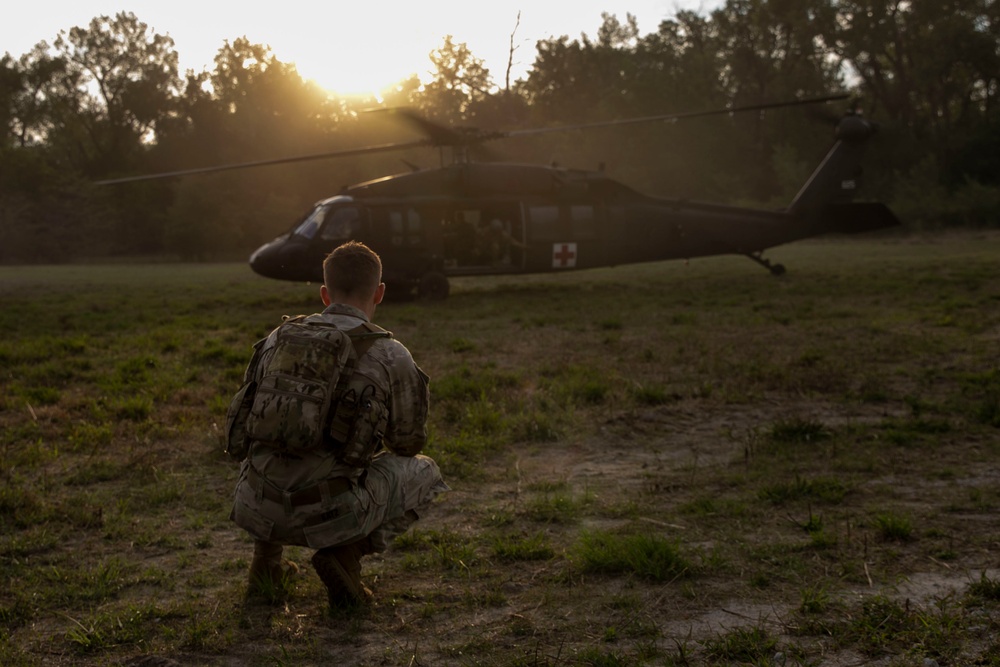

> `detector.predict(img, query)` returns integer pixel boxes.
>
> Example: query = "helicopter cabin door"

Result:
[362,204,443,286]
[442,203,525,273]
[524,202,605,272]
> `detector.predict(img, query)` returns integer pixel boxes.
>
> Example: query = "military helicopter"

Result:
[100,95,899,299]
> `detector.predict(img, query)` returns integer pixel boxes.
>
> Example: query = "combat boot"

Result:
[248,540,297,599]
[311,538,374,608]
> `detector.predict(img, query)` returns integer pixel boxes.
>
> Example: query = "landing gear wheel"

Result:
[418,272,450,300]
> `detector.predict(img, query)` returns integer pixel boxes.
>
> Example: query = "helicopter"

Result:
[100,95,899,299]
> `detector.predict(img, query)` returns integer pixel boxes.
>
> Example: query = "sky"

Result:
[2,1,722,97]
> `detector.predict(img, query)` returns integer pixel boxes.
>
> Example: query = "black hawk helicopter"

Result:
[100,95,899,299]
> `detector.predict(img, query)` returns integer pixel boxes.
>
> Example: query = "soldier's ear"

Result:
[321,285,332,306]
[373,282,385,306]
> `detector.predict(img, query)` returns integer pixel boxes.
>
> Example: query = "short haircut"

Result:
[323,241,382,299]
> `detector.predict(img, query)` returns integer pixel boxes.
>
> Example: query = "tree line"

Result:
[1,0,997,264]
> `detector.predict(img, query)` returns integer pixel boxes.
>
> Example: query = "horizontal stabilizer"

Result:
[818,202,901,235]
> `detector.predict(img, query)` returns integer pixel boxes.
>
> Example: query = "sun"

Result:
[285,41,428,98]
[261,14,438,98]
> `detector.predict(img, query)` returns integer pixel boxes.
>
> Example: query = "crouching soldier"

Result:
[225,241,448,607]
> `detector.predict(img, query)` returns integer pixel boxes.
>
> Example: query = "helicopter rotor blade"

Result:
[95,137,436,185]
[365,107,505,162]
[364,107,470,147]
[96,94,850,185]
[499,94,851,141]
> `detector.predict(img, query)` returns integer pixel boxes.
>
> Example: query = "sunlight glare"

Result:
[289,44,425,97]
[267,16,433,98]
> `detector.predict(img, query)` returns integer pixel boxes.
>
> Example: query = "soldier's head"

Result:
[321,241,385,316]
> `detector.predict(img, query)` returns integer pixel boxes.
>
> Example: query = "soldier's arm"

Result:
[382,345,429,457]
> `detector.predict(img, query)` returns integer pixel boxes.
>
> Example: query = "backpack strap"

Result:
[345,322,393,359]
[326,322,393,460]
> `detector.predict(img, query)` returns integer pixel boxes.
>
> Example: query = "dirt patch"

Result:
[307,396,997,666]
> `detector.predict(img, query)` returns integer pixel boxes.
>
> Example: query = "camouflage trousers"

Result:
[232,453,448,551]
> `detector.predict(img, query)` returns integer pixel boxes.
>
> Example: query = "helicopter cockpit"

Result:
[249,196,366,282]
[292,196,362,242]
[291,204,325,239]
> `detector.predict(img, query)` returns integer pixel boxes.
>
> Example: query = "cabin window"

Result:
[293,205,328,239]
[528,205,559,240]
[570,205,597,239]
[389,209,422,247]
[319,207,361,241]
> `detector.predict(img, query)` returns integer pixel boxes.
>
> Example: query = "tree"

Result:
[52,12,181,178]
[635,11,727,111]
[1,43,92,168]
[710,0,841,102]
[827,1,998,134]
[0,55,23,147]
[151,38,338,258]
[826,0,1000,214]
[418,36,494,122]
[521,14,644,123]
[0,45,113,262]
[700,0,846,199]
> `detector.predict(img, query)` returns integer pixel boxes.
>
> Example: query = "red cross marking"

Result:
[552,242,577,268]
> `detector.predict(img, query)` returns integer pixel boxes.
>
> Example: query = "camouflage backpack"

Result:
[225,316,391,465]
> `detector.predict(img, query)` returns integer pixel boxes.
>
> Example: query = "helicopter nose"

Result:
[249,236,293,279]
[249,235,324,282]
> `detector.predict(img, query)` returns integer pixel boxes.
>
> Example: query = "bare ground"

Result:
[109,394,993,666]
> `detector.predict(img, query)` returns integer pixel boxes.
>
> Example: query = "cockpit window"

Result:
[320,207,362,241]
[293,205,329,239]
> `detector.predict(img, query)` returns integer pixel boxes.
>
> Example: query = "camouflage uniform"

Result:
[230,303,447,553]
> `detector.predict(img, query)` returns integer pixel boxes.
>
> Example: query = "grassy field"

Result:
[1,233,999,666]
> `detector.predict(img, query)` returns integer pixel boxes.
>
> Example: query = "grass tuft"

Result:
[769,417,833,443]
[874,511,914,541]
[701,626,777,663]
[574,530,691,582]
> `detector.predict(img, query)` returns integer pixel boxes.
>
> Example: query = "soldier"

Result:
[227,241,448,607]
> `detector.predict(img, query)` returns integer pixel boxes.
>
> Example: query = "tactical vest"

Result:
[225,316,392,467]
